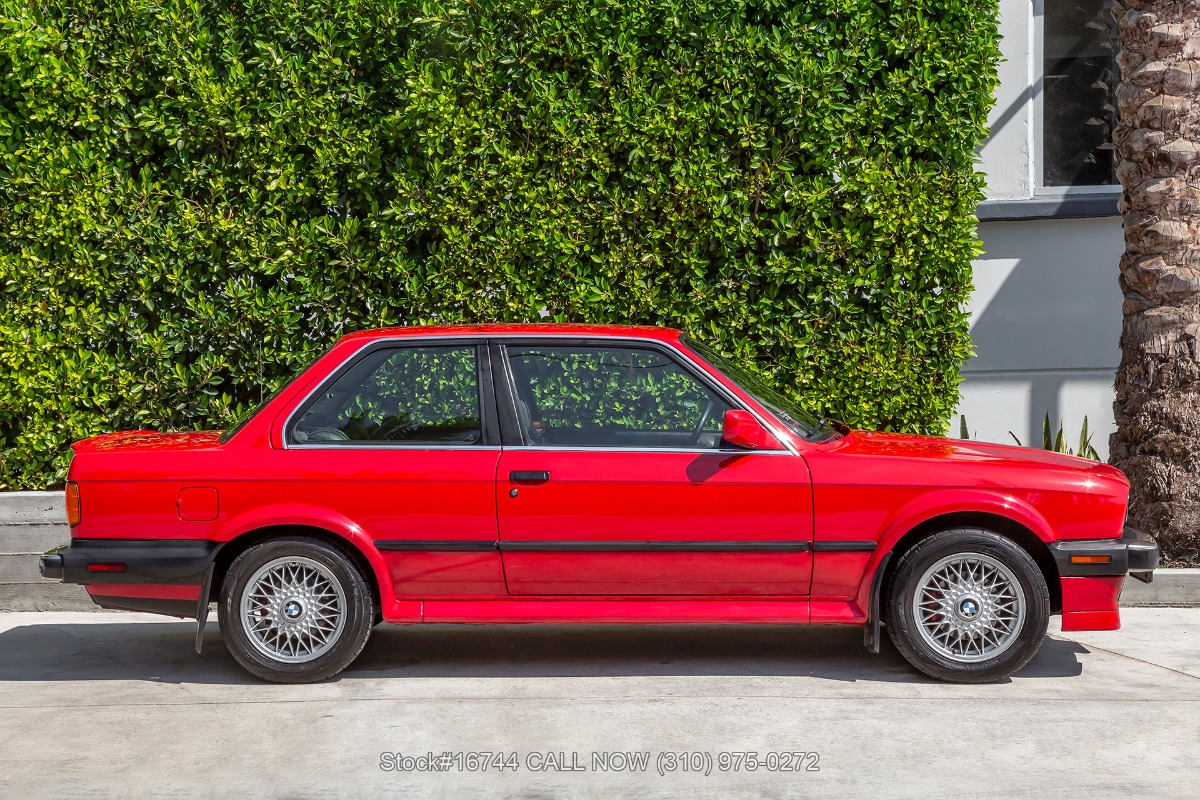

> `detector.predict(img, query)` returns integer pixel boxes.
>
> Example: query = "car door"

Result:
[278,339,505,597]
[493,339,814,596]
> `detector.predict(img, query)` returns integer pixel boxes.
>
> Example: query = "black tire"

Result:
[219,536,374,683]
[884,528,1050,683]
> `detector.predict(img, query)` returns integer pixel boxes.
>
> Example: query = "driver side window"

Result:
[291,345,481,445]
[504,345,731,449]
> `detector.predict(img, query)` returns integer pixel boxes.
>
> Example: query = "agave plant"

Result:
[1007,414,1101,461]
[957,414,1101,461]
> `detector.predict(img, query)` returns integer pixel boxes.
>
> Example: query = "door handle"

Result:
[509,470,551,485]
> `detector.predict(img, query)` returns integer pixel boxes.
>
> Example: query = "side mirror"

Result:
[722,410,781,450]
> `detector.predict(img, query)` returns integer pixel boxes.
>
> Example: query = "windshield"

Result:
[217,347,331,444]
[681,335,833,442]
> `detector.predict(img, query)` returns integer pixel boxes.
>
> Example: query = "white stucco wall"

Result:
[979,0,1036,200]
[957,0,1125,459]
[957,217,1124,458]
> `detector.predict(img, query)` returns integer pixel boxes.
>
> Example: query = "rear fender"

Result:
[211,503,393,600]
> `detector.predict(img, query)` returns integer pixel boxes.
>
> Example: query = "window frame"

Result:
[978,0,1124,218]
[1032,0,1121,196]
[489,337,791,454]
[281,338,500,449]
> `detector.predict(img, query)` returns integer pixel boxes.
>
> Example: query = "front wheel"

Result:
[884,529,1050,683]
[219,536,375,683]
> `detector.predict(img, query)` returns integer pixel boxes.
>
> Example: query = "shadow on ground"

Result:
[0,620,1088,685]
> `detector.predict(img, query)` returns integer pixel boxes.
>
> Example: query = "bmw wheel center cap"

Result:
[958,597,981,619]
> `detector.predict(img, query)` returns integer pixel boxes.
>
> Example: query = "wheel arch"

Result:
[876,511,1062,614]
[211,524,384,615]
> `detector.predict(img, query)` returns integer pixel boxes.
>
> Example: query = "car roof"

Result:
[339,323,684,344]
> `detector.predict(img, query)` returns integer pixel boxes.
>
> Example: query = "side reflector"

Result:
[1070,555,1112,564]
[87,563,127,573]
[65,482,81,527]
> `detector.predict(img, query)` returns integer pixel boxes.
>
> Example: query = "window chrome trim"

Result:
[279,332,800,455]
[280,337,489,450]
[492,335,800,456]
[498,445,796,456]
[285,444,503,451]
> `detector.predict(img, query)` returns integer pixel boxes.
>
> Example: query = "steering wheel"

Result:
[689,400,716,445]
[294,427,349,443]
[372,415,416,441]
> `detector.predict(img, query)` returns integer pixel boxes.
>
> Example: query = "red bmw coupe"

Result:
[40,324,1158,683]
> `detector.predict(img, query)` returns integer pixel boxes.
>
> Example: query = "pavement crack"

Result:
[1049,634,1200,681]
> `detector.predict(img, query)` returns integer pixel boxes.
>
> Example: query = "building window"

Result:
[1042,0,1119,187]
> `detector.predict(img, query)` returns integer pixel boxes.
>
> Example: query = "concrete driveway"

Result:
[0,609,1197,799]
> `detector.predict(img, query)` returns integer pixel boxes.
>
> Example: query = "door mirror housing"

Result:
[722,410,781,450]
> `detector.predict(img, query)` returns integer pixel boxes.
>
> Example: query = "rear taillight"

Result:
[65,482,81,527]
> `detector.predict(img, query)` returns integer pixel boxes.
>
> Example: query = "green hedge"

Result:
[0,0,999,488]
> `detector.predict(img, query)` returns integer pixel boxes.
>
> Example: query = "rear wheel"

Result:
[884,529,1049,683]
[219,536,374,683]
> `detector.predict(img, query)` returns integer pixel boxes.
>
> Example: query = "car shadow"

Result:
[0,620,1087,685]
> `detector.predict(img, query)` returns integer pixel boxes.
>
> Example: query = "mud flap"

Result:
[194,562,216,655]
[863,551,893,654]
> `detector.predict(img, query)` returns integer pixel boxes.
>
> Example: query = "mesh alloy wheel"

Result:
[219,536,375,683]
[240,556,348,664]
[885,528,1050,683]
[911,553,1026,664]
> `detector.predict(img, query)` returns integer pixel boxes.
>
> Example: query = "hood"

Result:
[839,430,1128,484]
[71,430,225,454]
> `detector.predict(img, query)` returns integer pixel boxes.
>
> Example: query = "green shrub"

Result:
[0,0,1000,488]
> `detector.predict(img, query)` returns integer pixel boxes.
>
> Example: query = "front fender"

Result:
[850,489,1056,613]
[878,490,1056,549]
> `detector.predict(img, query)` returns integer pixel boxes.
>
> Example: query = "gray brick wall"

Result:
[0,492,94,610]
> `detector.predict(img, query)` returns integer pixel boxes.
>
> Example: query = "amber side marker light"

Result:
[1069,555,1112,564]
[65,481,81,527]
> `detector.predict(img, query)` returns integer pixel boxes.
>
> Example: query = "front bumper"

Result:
[40,538,220,618]
[1049,526,1159,583]
[1049,526,1160,632]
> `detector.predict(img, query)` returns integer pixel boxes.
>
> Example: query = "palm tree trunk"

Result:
[1111,0,1200,563]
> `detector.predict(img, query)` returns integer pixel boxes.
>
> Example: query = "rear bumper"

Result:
[39,553,64,580]
[40,538,219,618]
[1050,527,1160,632]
